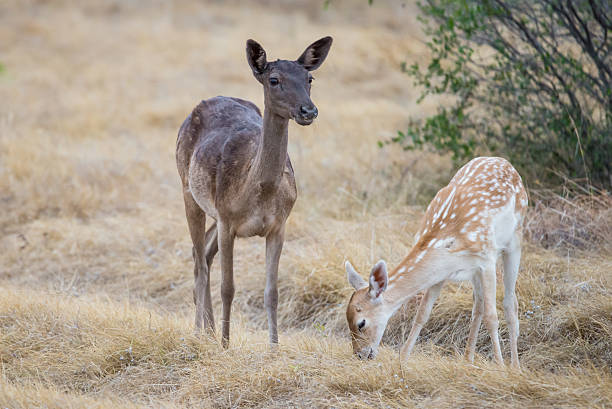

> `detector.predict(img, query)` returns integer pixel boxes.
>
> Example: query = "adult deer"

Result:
[177,37,332,347]
[344,157,527,368]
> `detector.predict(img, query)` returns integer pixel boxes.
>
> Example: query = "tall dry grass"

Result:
[1,0,610,408]
[525,183,612,254]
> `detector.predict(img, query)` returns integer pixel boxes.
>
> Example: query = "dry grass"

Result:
[1,0,610,407]
[2,288,610,408]
[525,185,612,253]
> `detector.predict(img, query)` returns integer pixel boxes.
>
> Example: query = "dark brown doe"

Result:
[176,37,332,347]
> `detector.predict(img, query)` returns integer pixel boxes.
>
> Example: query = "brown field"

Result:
[1,1,610,408]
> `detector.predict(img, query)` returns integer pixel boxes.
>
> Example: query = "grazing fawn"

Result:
[177,37,332,347]
[345,157,527,368]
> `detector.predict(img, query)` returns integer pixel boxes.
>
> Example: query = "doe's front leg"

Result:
[218,221,235,349]
[265,226,285,346]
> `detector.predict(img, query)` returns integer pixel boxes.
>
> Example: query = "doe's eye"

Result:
[358,319,366,331]
[269,77,279,86]
[308,77,314,84]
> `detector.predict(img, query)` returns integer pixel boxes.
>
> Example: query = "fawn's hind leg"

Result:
[503,235,521,369]
[465,275,484,363]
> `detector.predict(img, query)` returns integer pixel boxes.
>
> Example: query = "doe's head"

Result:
[245,36,332,125]
[345,260,391,360]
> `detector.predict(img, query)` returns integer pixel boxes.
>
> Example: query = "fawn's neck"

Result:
[383,246,452,310]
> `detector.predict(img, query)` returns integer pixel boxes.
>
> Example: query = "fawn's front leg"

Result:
[400,281,443,361]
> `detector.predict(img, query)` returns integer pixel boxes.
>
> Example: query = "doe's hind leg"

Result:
[204,221,218,272]
[183,191,215,334]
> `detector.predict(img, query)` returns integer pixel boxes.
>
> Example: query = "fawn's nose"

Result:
[356,348,375,360]
[299,105,318,119]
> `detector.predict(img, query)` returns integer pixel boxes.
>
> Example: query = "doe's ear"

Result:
[369,260,388,298]
[345,261,367,290]
[246,39,267,78]
[297,36,333,71]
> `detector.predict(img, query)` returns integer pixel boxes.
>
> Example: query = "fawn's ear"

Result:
[369,260,388,298]
[297,36,333,71]
[246,39,268,79]
[346,261,367,290]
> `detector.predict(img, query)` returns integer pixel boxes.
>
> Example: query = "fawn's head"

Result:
[246,37,332,125]
[345,260,391,360]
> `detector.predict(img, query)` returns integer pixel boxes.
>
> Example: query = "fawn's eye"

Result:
[308,76,314,84]
[269,77,279,86]
[358,319,366,331]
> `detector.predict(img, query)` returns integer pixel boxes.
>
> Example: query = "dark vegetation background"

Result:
[392,0,611,191]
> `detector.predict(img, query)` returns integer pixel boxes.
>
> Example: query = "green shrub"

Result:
[391,0,612,189]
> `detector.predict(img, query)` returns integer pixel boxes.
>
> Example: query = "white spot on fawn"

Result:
[415,250,427,264]
[434,237,455,249]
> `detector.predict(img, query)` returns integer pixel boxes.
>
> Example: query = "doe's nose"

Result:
[299,105,318,119]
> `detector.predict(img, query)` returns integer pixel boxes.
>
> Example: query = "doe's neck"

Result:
[250,106,290,193]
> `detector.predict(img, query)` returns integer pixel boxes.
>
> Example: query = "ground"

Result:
[0,1,610,408]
